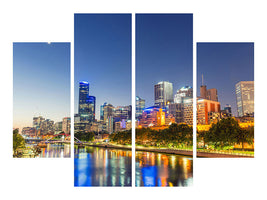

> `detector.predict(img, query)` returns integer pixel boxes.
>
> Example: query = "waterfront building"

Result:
[235,81,254,117]
[22,127,36,136]
[136,96,145,119]
[197,98,221,125]
[139,106,168,128]
[154,81,173,108]
[62,117,71,134]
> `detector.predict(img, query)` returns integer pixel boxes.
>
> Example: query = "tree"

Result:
[207,117,242,149]
[235,126,254,151]
[13,129,25,157]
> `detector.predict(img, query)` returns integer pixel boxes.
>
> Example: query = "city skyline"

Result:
[13,43,70,132]
[136,14,193,107]
[197,43,254,116]
[74,14,132,120]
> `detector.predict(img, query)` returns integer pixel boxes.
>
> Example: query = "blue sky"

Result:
[13,43,70,131]
[197,43,254,116]
[74,14,131,120]
[136,14,193,107]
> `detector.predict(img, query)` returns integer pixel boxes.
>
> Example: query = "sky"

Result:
[136,14,193,107]
[13,43,70,132]
[197,43,254,116]
[74,14,131,120]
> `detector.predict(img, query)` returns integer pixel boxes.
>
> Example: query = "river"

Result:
[74,146,193,187]
[24,144,71,158]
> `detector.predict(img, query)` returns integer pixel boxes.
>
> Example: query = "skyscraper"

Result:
[100,102,107,121]
[154,81,173,108]
[103,104,114,122]
[78,81,96,123]
[87,95,96,122]
[235,81,254,117]
[136,96,145,119]
[79,81,90,121]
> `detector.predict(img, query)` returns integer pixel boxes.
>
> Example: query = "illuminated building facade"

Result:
[88,95,96,122]
[154,81,173,108]
[139,106,160,127]
[197,98,221,125]
[157,108,165,126]
[79,81,90,121]
[235,81,254,117]
[136,96,145,119]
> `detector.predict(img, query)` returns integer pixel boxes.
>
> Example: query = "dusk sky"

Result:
[74,14,131,120]
[13,43,70,132]
[197,43,254,116]
[136,14,193,107]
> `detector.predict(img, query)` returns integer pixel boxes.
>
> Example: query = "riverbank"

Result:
[76,142,193,157]
[197,151,254,158]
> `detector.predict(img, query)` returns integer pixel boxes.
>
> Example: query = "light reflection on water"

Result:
[38,144,71,158]
[74,147,132,187]
[136,151,193,187]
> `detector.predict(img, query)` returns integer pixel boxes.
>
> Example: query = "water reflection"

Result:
[136,151,193,187]
[74,147,132,187]
[38,144,71,158]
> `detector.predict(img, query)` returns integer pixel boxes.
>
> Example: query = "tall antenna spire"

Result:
[202,74,204,86]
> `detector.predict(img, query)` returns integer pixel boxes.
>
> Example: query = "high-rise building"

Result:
[78,81,96,123]
[78,81,90,122]
[169,97,193,125]
[40,119,54,135]
[136,96,145,119]
[33,116,45,130]
[235,81,254,117]
[154,81,173,108]
[87,95,96,122]
[207,88,218,102]
[103,104,114,122]
[174,86,193,103]
[197,98,221,125]
[100,102,107,121]
[62,117,71,134]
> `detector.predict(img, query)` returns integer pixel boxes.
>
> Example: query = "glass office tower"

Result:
[154,81,173,108]
[235,81,254,117]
